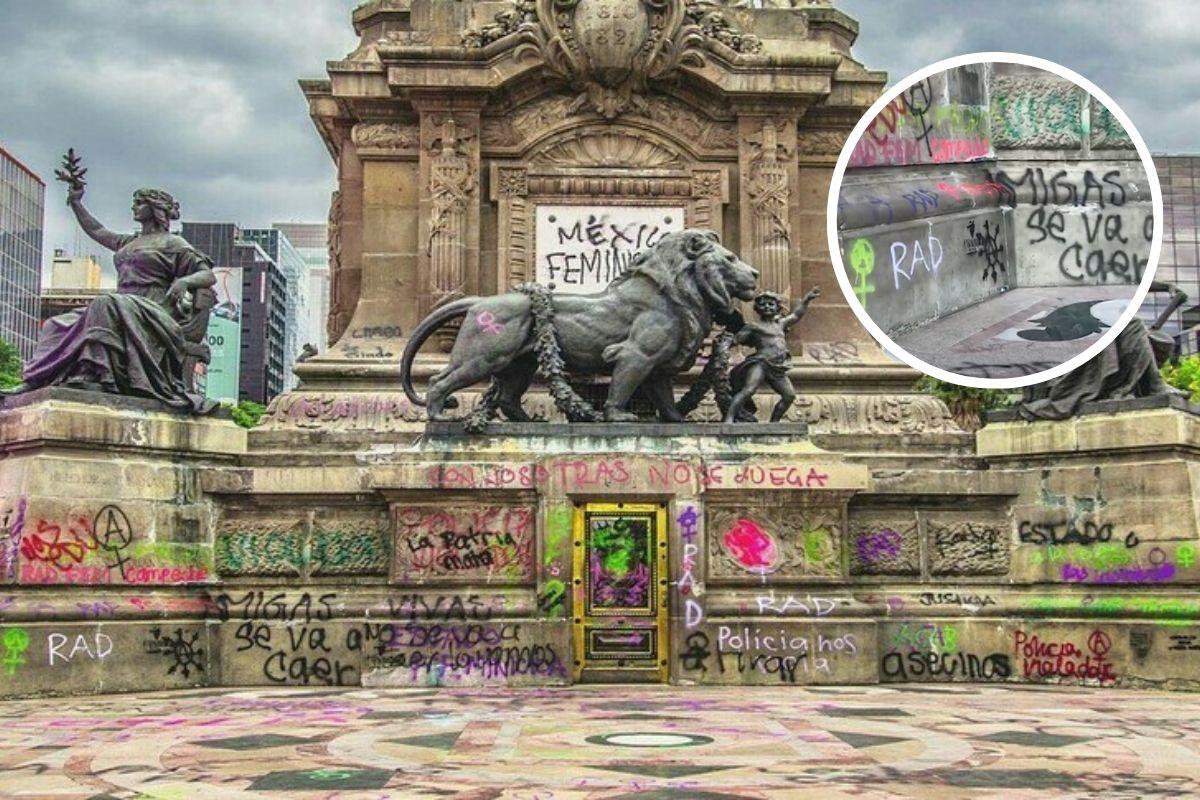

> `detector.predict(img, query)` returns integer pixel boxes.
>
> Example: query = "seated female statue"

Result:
[14,152,215,412]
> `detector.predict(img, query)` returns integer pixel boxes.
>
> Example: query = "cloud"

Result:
[0,0,359,272]
[838,0,1193,151]
[0,0,1190,277]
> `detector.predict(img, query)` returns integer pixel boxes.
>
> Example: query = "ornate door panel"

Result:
[572,502,668,682]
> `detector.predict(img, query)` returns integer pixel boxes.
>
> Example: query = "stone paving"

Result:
[1,685,1199,798]
[893,285,1138,379]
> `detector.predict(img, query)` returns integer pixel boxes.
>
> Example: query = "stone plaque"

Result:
[534,204,685,294]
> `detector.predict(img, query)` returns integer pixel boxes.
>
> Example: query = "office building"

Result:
[49,250,106,291]
[182,222,287,404]
[242,227,309,390]
[0,146,45,361]
[273,221,330,351]
[1152,155,1200,355]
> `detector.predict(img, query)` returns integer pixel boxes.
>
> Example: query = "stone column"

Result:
[737,114,799,299]
[415,96,484,320]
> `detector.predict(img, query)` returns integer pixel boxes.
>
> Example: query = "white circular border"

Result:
[826,51,1164,390]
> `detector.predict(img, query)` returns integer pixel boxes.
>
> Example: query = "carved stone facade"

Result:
[292,0,909,430]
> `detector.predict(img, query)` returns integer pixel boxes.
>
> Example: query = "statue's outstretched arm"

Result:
[55,149,125,253]
[67,198,126,253]
[782,286,821,331]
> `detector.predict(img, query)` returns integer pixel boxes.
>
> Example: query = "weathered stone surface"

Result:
[925,511,1010,576]
[848,510,920,576]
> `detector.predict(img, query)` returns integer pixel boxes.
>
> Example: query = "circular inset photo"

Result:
[828,53,1164,388]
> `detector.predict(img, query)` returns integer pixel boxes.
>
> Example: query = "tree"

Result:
[0,338,22,390]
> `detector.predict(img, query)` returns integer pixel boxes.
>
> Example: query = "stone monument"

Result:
[0,1,1197,698]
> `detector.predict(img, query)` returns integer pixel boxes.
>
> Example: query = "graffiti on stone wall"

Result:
[311,525,390,576]
[394,506,534,581]
[677,505,703,628]
[1047,541,1193,586]
[1014,629,1116,683]
[369,622,565,686]
[709,506,840,580]
[0,627,29,675]
[888,231,944,291]
[0,498,26,582]
[679,626,860,684]
[423,459,832,491]
[144,627,205,679]
[965,218,1006,283]
[18,503,209,586]
[359,593,565,685]
[215,591,363,686]
[1091,103,1134,149]
[990,75,1083,148]
[994,167,1151,285]
[721,518,779,573]
[539,505,572,618]
[929,519,1009,575]
[849,515,918,576]
[849,67,992,168]
[881,649,1012,682]
[215,522,304,577]
[216,512,389,579]
[847,238,875,309]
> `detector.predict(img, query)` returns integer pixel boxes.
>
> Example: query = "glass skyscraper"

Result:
[1152,155,1200,355]
[0,146,45,361]
[272,221,329,352]
[243,227,310,390]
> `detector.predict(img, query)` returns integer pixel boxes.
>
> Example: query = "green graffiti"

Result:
[1024,595,1200,626]
[802,527,833,566]
[539,578,566,617]
[592,519,637,577]
[1,627,29,675]
[215,530,303,577]
[1177,543,1196,569]
[991,80,1083,148]
[1091,104,1132,147]
[891,622,958,654]
[311,528,390,576]
[546,506,572,566]
[308,769,355,781]
[848,239,874,309]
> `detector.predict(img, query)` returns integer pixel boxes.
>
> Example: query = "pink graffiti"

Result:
[477,311,503,334]
[722,518,778,571]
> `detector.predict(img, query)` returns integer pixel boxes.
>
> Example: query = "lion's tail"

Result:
[399,297,478,407]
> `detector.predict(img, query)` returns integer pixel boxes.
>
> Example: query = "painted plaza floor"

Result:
[893,285,1138,379]
[0,685,1198,799]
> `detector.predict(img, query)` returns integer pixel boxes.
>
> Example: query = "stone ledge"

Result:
[0,387,245,456]
[424,421,809,438]
[987,393,1200,423]
[978,396,1200,459]
[0,385,231,419]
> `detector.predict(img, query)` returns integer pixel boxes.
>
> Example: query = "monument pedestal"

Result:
[3,392,1200,695]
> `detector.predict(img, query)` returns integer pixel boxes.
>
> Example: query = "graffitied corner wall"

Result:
[838,63,1151,336]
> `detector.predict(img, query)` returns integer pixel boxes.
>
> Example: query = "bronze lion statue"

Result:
[399,229,759,422]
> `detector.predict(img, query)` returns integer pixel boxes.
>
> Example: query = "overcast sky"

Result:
[0,1,1191,272]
